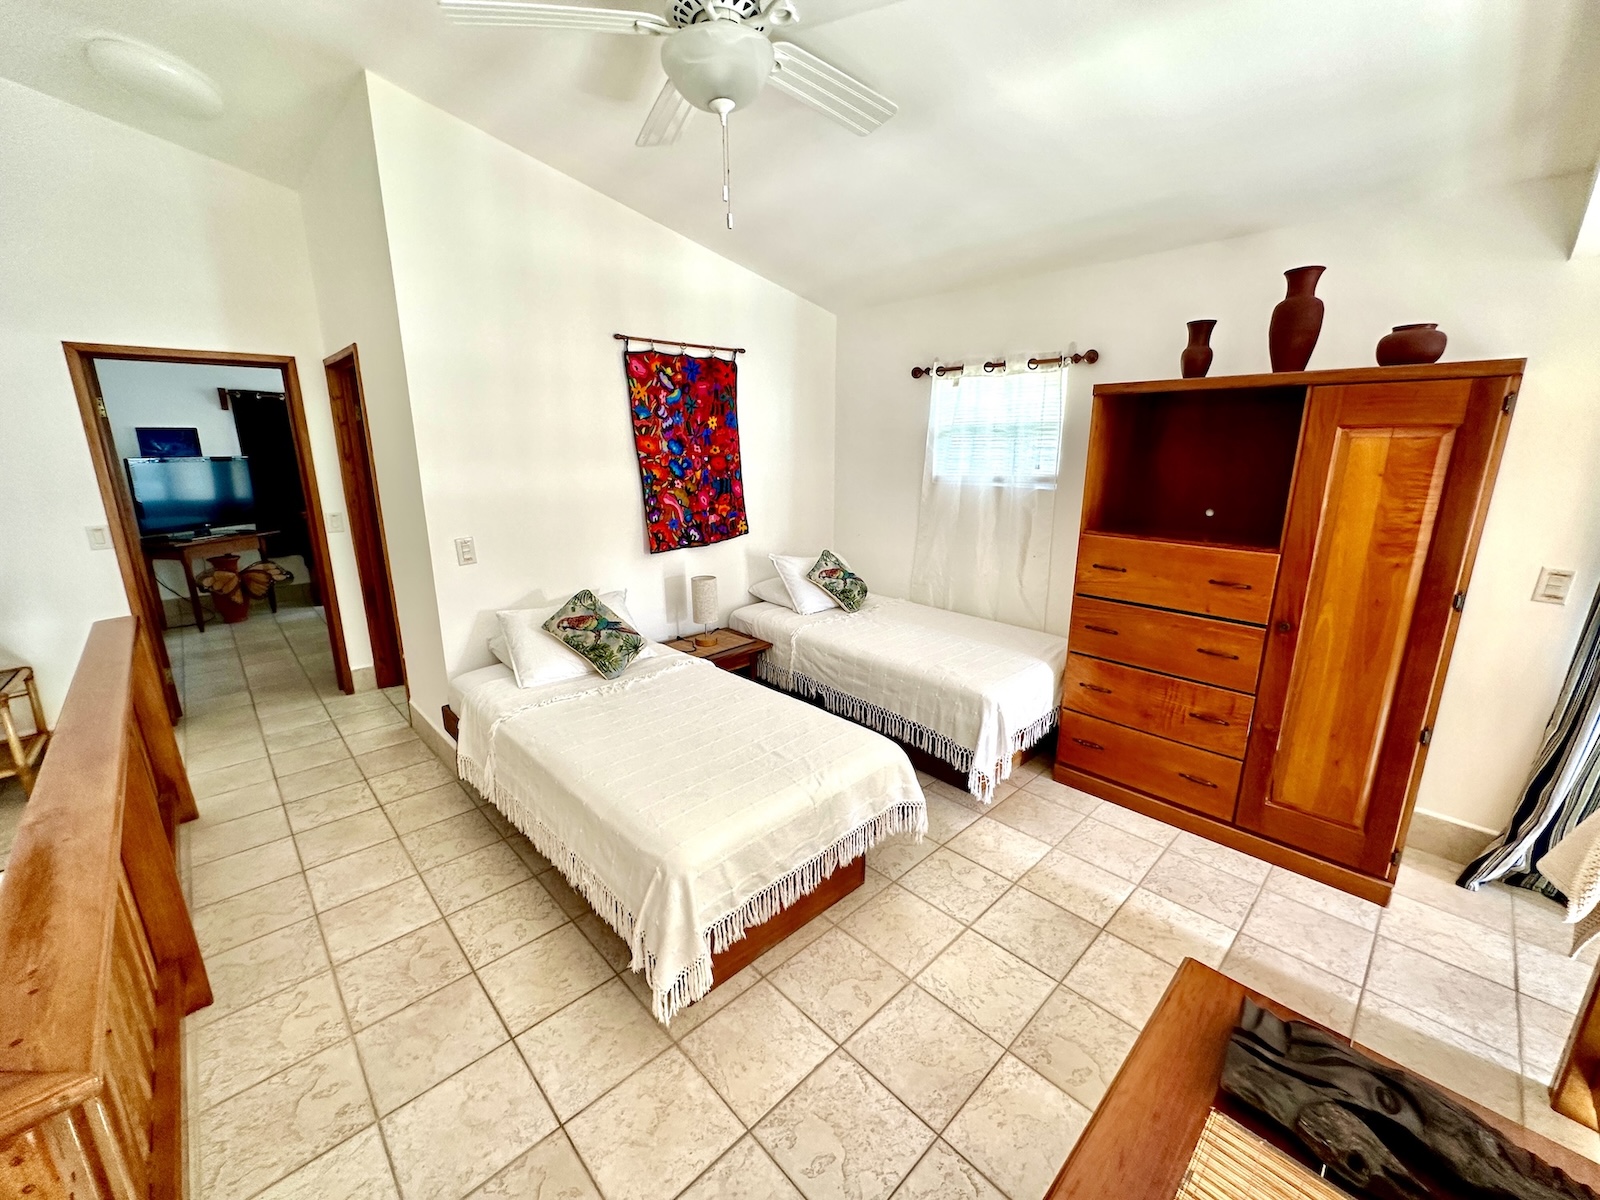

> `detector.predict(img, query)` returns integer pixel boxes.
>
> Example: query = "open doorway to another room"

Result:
[64,344,356,721]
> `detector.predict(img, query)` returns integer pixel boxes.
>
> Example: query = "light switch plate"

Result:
[327,512,346,533]
[455,537,477,566]
[1534,567,1576,605]
[85,525,111,550]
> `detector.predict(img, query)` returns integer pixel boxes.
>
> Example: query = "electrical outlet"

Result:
[1534,567,1576,605]
[85,525,111,551]
[327,512,347,534]
[455,537,477,566]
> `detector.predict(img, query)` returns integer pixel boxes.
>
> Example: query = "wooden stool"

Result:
[0,665,50,795]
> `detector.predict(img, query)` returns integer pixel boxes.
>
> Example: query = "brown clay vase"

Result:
[1376,323,1447,366]
[1181,319,1216,379]
[1268,265,1326,372]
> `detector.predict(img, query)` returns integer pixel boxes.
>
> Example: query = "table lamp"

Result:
[691,575,718,648]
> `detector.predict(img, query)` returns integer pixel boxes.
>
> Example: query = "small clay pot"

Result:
[1269,265,1326,372]
[1181,319,1217,379]
[1376,323,1447,366]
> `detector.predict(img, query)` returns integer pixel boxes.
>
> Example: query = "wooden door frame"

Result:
[323,344,406,690]
[63,342,357,712]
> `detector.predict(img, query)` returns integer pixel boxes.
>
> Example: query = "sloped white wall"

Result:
[362,75,838,736]
[833,175,1600,834]
[299,75,449,721]
[0,76,371,720]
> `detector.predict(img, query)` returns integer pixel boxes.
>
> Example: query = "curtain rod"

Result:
[615,332,746,357]
[909,350,1099,379]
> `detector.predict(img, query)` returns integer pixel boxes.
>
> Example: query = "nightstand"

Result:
[664,629,773,678]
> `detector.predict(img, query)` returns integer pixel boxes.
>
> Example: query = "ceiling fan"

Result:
[439,0,900,227]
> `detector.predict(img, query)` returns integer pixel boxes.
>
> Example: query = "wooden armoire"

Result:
[1054,360,1522,902]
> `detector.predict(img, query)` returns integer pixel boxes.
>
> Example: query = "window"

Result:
[927,367,1064,486]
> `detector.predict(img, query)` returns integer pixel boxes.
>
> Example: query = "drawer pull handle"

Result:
[1084,624,1120,636]
[1208,579,1253,590]
[1178,772,1219,789]
[1090,563,1128,573]
[1196,648,1241,660]
[1189,712,1230,726]
[1078,683,1113,694]
[1072,737,1105,751]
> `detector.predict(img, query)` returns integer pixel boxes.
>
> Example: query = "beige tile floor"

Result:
[174,607,1600,1200]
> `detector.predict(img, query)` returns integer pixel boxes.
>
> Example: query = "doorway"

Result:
[63,343,356,719]
[324,346,405,690]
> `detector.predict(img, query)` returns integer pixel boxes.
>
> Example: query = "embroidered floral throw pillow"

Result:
[807,551,868,613]
[542,589,645,679]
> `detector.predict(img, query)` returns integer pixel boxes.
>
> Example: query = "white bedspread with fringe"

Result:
[454,650,925,1023]
[730,596,1066,803]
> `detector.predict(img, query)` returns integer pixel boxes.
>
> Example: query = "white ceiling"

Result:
[3,0,1598,308]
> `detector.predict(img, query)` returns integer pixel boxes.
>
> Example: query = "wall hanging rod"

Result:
[615,332,746,357]
[909,349,1099,379]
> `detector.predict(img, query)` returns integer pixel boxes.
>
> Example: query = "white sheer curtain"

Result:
[908,362,1065,629]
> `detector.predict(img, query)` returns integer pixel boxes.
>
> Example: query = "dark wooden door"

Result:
[1235,376,1516,875]
[324,348,405,690]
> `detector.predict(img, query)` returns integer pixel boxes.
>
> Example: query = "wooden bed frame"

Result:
[439,702,866,990]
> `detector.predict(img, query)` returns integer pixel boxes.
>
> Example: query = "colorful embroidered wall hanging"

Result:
[624,349,749,553]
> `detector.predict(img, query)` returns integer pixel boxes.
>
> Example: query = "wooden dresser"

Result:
[1055,361,1522,902]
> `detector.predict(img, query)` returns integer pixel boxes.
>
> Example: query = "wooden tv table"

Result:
[1048,959,1600,1198]
[142,530,277,632]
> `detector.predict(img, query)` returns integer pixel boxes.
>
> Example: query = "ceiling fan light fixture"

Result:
[83,36,224,119]
[659,20,775,112]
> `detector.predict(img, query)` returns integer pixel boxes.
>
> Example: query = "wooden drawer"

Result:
[1057,711,1241,820]
[1063,654,1254,758]
[1075,533,1279,625]
[1068,597,1267,693]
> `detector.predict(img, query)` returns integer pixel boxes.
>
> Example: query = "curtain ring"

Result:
[1027,357,1039,370]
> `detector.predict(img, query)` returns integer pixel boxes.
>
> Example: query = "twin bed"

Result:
[445,585,1067,1024]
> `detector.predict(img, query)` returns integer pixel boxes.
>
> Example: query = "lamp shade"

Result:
[691,576,718,626]
[688,576,720,624]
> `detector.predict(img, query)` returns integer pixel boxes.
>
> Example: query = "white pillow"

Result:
[488,633,512,668]
[749,576,795,609]
[496,588,653,688]
[771,553,840,615]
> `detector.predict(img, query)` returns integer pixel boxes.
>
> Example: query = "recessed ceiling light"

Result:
[84,37,224,120]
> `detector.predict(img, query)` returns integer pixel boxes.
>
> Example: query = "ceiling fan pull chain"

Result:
[711,97,735,230]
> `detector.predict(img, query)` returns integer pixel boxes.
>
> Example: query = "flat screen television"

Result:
[125,457,256,537]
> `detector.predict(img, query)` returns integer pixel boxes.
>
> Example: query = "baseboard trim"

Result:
[1408,808,1497,867]
[410,701,457,768]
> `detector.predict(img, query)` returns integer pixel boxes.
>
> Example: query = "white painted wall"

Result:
[299,75,449,721]
[98,359,282,462]
[362,75,837,735]
[0,76,372,719]
[834,175,1600,834]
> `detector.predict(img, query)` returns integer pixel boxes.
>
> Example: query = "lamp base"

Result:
[693,632,718,649]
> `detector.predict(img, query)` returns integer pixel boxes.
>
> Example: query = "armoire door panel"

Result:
[1236,377,1500,873]
[1263,427,1453,829]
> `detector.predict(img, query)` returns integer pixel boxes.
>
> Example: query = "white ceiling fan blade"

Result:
[438,0,672,33]
[770,42,896,135]
[636,79,694,146]
[786,0,905,28]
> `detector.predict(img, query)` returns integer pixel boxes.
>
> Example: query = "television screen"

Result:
[125,457,255,537]
[135,426,202,457]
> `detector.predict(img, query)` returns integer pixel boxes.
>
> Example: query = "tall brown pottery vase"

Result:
[1181,319,1217,378]
[1269,265,1326,372]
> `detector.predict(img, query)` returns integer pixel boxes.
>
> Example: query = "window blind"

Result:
[928,367,1065,486]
